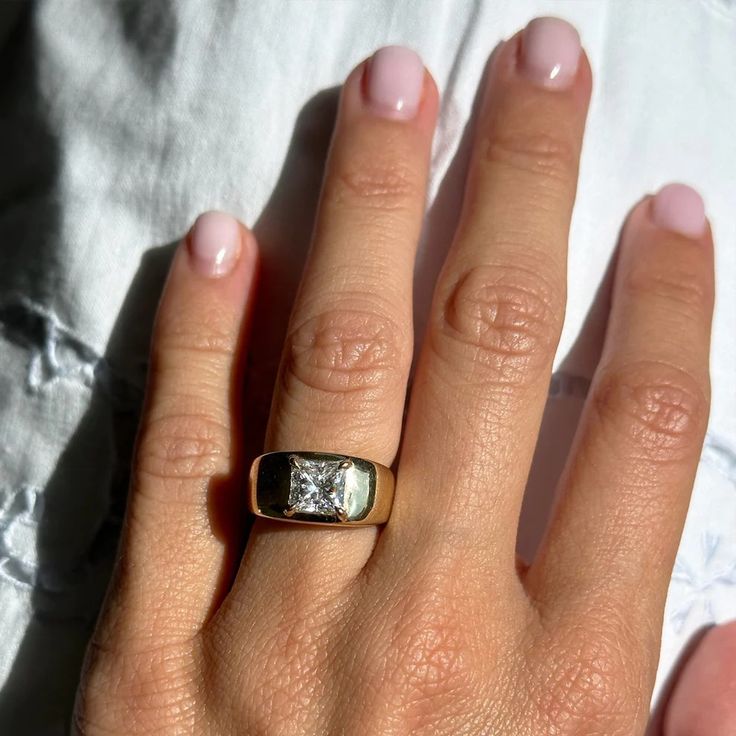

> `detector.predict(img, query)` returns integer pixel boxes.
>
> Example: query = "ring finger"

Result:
[230,47,439,609]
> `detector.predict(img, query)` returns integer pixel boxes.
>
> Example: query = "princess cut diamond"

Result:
[286,455,350,520]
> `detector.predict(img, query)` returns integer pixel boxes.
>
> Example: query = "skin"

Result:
[73,22,725,736]
[663,622,736,736]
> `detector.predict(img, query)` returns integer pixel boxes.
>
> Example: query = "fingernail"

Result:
[520,17,581,89]
[651,183,707,238]
[364,45,424,120]
[187,211,241,277]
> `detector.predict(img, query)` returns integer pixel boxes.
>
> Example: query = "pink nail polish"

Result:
[187,211,241,277]
[651,183,707,238]
[520,17,581,89]
[364,45,424,120]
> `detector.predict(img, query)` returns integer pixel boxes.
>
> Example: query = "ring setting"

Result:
[248,451,394,526]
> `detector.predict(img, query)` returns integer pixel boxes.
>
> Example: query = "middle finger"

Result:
[383,18,591,572]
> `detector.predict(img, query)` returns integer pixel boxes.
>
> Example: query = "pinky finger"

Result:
[93,211,257,652]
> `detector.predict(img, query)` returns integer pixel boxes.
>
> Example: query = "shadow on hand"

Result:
[0,31,677,732]
[0,80,338,732]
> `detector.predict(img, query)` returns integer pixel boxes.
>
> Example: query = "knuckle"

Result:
[234,625,323,732]
[206,599,336,734]
[282,307,408,400]
[155,302,237,359]
[481,129,579,185]
[391,607,468,699]
[430,264,562,388]
[324,147,422,212]
[136,410,230,487]
[533,608,648,735]
[363,558,483,734]
[538,633,640,734]
[625,261,711,313]
[592,361,709,464]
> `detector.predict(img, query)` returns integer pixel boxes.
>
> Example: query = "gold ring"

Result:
[248,451,395,526]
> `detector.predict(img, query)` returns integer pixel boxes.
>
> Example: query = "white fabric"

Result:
[0,0,734,731]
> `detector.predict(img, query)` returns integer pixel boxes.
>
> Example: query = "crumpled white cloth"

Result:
[0,0,734,732]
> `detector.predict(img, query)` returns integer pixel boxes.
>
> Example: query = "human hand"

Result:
[74,18,717,735]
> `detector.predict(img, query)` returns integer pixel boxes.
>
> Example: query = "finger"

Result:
[94,211,257,649]
[517,251,616,563]
[663,621,736,736]
[530,185,714,631]
[381,19,591,571]
[231,47,438,605]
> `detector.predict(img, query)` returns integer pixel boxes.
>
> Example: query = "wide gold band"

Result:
[248,451,395,526]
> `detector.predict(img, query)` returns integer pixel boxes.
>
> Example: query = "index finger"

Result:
[529,185,714,635]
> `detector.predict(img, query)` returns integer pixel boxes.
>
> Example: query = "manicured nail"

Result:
[364,45,424,120]
[651,183,707,238]
[187,210,241,277]
[520,17,581,89]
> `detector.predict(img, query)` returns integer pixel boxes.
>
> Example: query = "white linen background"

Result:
[0,0,734,732]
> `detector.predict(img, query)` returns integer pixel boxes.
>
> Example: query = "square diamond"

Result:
[287,455,350,520]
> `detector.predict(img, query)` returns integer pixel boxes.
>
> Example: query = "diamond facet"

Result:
[287,455,349,520]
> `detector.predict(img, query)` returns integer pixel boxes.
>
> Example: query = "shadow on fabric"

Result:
[0,28,676,732]
[0,76,337,731]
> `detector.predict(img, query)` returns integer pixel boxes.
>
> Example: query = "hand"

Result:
[74,18,716,735]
